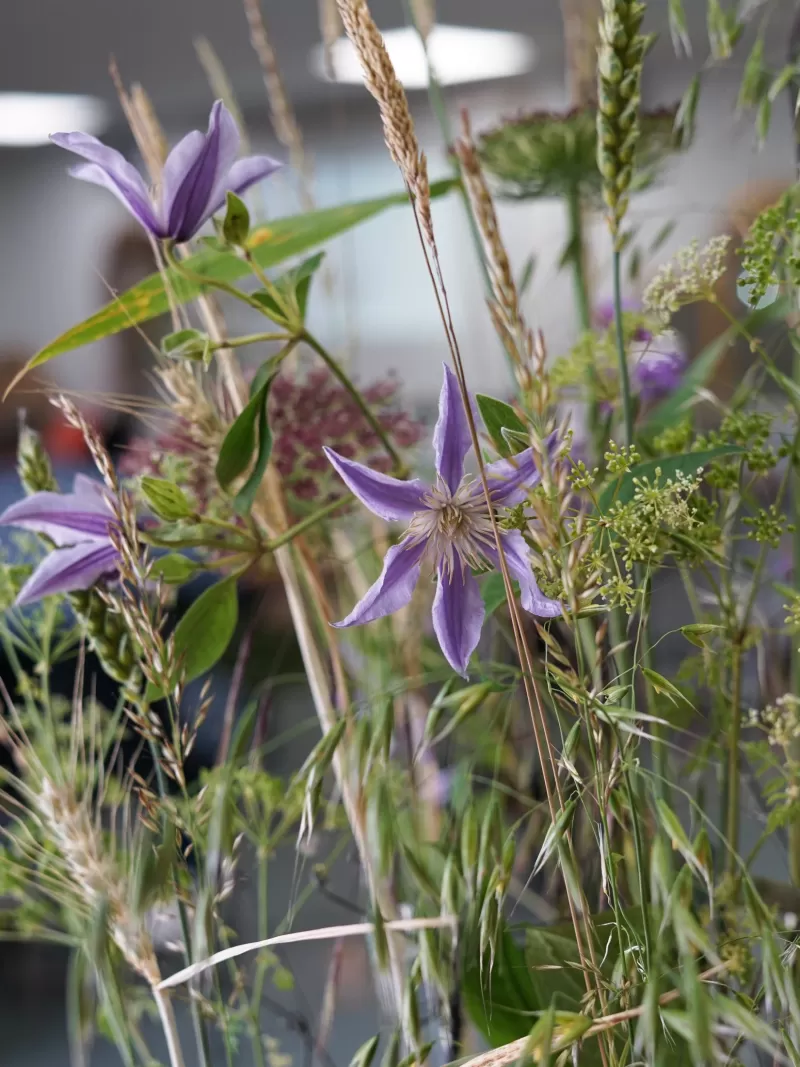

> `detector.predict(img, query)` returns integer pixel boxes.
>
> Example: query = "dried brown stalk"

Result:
[242,0,315,212]
[332,0,610,1049]
[409,0,435,41]
[318,0,343,78]
[560,0,601,107]
[333,0,433,246]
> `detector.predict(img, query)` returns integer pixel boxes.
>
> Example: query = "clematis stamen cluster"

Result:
[325,365,560,675]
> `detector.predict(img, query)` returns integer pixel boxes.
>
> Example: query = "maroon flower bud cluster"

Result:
[120,368,422,514]
[269,368,423,508]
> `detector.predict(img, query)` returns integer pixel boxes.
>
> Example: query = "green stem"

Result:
[211,331,291,349]
[265,496,352,551]
[567,184,602,470]
[301,329,405,474]
[791,349,800,886]
[612,248,634,449]
[248,847,270,1067]
[164,243,269,316]
[725,635,744,875]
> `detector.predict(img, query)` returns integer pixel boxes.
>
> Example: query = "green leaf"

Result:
[668,0,691,56]
[222,191,250,246]
[642,667,692,707]
[674,73,701,148]
[216,371,277,514]
[597,446,745,512]
[168,577,239,688]
[140,477,193,521]
[14,179,457,385]
[349,1035,381,1067]
[481,572,518,615]
[462,924,540,1043]
[149,553,197,585]
[640,298,790,436]
[160,328,211,363]
[476,394,527,457]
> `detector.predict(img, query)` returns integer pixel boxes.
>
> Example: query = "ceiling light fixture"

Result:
[0,93,109,148]
[311,24,536,90]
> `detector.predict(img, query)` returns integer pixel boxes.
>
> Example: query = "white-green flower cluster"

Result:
[644,236,731,323]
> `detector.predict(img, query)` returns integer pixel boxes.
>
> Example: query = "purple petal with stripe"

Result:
[433,364,474,493]
[484,529,561,617]
[0,490,113,545]
[16,541,120,606]
[432,561,485,676]
[173,101,240,242]
[333,537,425,628]
[50,132,161,234]
[160,129,207,236]
[208,154,283,216]
[324,447,428,521]
[483,448,542,506]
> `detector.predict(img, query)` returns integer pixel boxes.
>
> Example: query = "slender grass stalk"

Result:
[725,635,744,876]
[300,329,405,473]
[612,248,634,451]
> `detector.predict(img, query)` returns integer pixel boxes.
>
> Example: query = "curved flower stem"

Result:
[300,329,406,475]
[164,242,271,316]
[152,985,187,1067]
[725,632,744,876]
[612,247,634,450]
[265,496,352,552]
[211,330,292,349]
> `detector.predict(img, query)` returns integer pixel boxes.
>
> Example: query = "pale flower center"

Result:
[406,477,496,577]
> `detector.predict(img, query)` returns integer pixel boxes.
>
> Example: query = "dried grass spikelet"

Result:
[409,0,435,41]
[454,115,556,421]
[109,60,167,186]
[318,0,343,78]
[334,0,433,245]
[37,776,161,985]
[242,0,315,211]
[560,0,601,107]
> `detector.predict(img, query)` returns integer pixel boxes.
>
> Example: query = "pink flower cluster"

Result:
[120,368,423,513]
[269,369,422,506]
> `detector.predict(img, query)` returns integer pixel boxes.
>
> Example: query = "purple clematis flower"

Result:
[630,331,687,402]
[324,365,561,676]
[0,475,121,606]
[51,101,281,243]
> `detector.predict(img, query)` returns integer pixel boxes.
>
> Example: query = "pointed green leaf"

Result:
[169,577,239,688]
[476,394,527,457]
[216,371,277,514]
[15,179,457,385]
[222,191,250,246]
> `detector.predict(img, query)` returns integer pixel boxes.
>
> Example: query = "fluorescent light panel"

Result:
[312,24,536,89]
[0,93,108,147]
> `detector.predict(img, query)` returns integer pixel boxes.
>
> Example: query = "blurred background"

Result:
[0,0,798,1063]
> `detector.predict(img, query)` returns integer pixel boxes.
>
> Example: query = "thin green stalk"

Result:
[176,888,214,1067]
[211,330,291,349]
[612,248,634,450]
[725,635,744,875]
[791,354,800,886]
[301,329,405,474]
[265,496,352,551]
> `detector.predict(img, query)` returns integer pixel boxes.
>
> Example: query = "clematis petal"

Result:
[50,133,161,234]
[16,541,120,606]
[0,490,113,545]
[333,537,425,628]
[206,154,283,217]
[484,448,541,506]
[432,561,485,676]
[160,130,207,236]
[324,447,428,521]
[175,101,240,242]
[72,474,111,504]
[433,364,474,493]
[484,529,561,618]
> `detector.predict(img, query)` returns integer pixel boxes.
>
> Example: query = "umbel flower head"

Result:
[325,365,560,675]
[0,475,120,605]
[476,106,677,202]
[51,101,281,243]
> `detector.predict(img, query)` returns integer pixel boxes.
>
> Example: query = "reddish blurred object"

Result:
[42,411,90,462]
